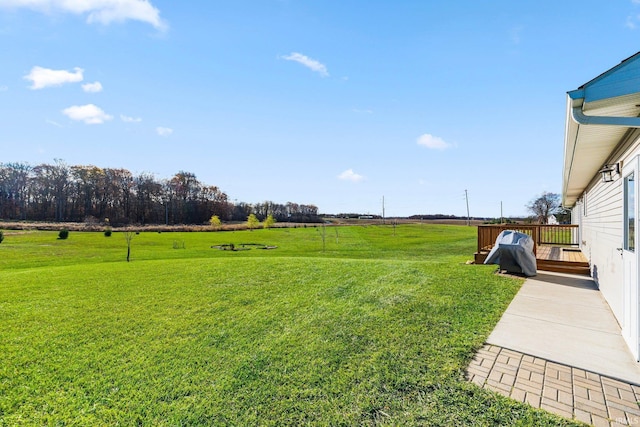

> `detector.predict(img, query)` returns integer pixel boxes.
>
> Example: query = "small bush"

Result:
[58,229,69,240]
[0,230,4,244]
[104,227,112,237]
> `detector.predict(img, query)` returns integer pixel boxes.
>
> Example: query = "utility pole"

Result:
[465,189,470,226]
[382,195,385,224]
[500,201,503,224]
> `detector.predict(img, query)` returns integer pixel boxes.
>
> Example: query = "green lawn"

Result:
[0,225,582,425]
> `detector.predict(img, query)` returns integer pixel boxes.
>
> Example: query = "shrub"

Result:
[209,215,221,229]
[58,229,69,240]
[246,214,260,231]
[0,230,3,244]
[263,214,276,229]
[104,227,112,237]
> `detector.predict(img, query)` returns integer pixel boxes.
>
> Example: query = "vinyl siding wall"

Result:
[574,134,640,326]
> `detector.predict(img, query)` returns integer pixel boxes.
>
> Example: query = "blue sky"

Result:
[2,1,640,217]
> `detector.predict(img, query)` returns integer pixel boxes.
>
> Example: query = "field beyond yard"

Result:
[0,225,580,425]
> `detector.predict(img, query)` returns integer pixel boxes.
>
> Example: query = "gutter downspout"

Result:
[571,107,640,128]
[568,89,640,127]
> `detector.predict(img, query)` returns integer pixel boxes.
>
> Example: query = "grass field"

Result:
[0,225,581,425]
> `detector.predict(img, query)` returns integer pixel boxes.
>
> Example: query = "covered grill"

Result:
[483,230,537,277]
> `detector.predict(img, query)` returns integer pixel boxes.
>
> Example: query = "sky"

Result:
[2,1,640,218]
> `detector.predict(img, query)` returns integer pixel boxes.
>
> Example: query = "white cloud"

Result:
[82,81,102,93]
[282,52,329,77]
[62,104,112,124]
[417,133,452,150]
[628,1,640,29]
[24,66,83,89]
[338,169,364,182]
[120,114,141,123]
[0,85,7,92]
[156,126,173,136]
[0,0,167,30]
[46,119,63,127]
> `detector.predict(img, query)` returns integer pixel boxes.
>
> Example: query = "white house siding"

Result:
[576,136,640,327]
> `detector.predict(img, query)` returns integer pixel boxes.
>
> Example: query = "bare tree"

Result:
[134,172,162,224]
[123,230,135,262]
[526,192,561,224]
[0,162,31,220]
[32,160,71,221]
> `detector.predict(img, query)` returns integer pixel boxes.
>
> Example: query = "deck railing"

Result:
[477,224,580,255]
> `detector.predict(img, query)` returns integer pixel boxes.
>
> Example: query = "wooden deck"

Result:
[475,245,590,276]
[535,245,590,275]
[536,245,588,263]
[474,225,590,276]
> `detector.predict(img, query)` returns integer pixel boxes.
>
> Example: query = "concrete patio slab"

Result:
[467,271,640,426]
[487,271,640,384]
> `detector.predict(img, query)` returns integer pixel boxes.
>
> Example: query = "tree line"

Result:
[0,161,320,225]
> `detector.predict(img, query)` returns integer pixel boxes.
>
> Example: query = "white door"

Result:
[622,158,639,360]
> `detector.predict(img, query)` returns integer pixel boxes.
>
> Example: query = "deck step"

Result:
[536,260,590,276]
[474,252,488,264]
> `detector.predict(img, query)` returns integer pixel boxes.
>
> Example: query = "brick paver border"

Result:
[466,344,640,426]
